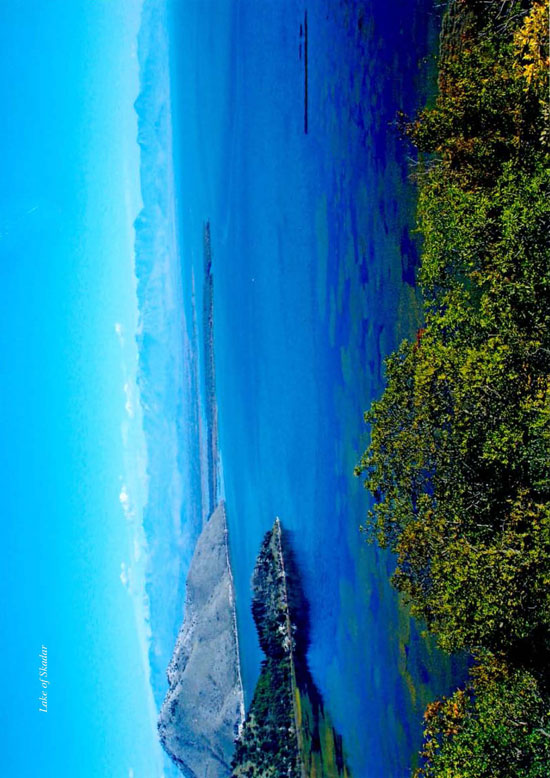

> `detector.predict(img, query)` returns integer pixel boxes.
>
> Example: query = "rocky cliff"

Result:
[158,502,245,777]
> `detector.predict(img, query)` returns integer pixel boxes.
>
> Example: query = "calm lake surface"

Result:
[169,1,464,774]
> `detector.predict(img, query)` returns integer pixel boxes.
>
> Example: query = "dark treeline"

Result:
[356,0,550,775]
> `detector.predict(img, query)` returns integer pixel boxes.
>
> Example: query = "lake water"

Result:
[168,1,465,775]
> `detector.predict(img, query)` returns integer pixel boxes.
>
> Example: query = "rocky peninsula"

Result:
[158,502,245,777]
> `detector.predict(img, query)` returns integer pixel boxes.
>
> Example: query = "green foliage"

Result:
[251,522,298,659]
[415,657,550,778]
[403,0,548,183]
[231,657,302,778]
[357,0,550,659]
[356,0,550,772]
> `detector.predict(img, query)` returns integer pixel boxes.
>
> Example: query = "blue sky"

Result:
[0,1,166,774]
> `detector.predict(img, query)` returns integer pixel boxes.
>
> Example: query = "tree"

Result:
[356,0,550,770]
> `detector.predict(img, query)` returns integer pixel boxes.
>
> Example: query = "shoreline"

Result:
[224,514,246,734]
[273,518,307,778]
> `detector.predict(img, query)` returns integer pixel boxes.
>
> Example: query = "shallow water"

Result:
[169,1,465,775]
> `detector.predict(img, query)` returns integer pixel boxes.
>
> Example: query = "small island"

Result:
[232,520,350,778]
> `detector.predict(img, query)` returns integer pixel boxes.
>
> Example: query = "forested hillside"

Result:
[356,0,550,774]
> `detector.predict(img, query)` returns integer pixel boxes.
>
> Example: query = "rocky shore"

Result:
[158,502,244,777]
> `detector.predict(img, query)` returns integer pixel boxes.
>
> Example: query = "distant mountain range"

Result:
[133,0,205,723]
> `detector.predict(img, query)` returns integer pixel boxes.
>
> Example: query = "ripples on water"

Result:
[144,0,471,775]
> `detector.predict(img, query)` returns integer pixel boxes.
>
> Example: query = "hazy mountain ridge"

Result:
[133,0,205,715]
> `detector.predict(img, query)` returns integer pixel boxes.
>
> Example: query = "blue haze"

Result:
[0,1,168,776]
[132,0,205,712]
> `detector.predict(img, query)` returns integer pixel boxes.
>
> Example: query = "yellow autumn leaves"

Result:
[514,0,550,91]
